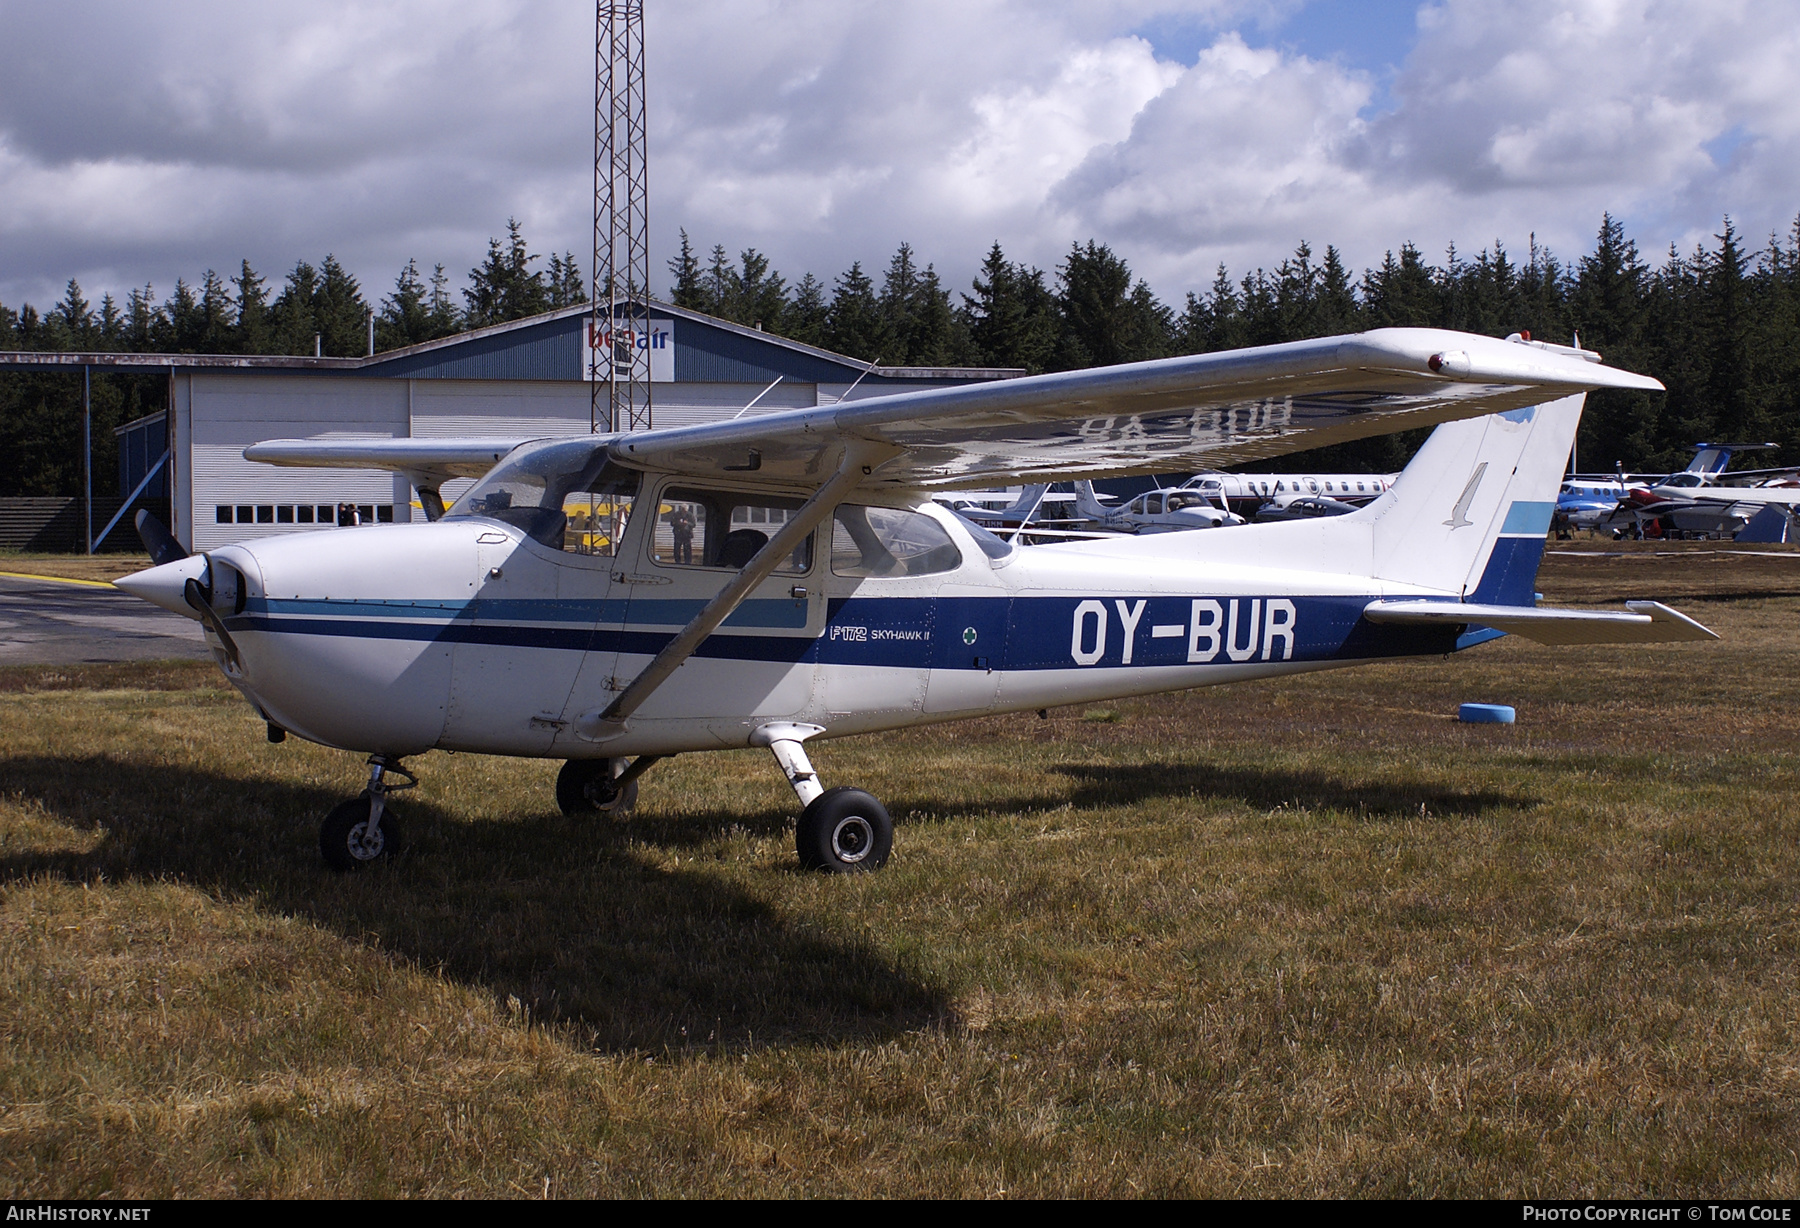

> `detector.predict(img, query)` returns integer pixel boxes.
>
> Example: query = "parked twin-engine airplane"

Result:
[116,327,1714,874]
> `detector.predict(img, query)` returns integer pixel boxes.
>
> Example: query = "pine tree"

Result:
[1055,241,1168,369]
[165,279,202,352]
[666,229,704,310]
[826,262,885,360]
[98,294,123,349]
[52,279,96,349]
[1272,241,1320,340]
[197,270,236,352]
[271,262,319,355]
[234,261,271,353]
[426,264,461,338]
[1704,218,1758,443]
[314,255,369,356]
[1315,246,1360,336]
[737,249,787,332]
[786,273,829,346]
[464,219,549,327]
[125,284,160,352]
[1573,214,1654,467]
[907,264,965,365]
[878,243,921,361]
[701,245,736,319]
[1361,244,1436,327]
[962,242,1057,372]
[378,258,431,350]
[1203,264,1246,352]
[546,252,587,308]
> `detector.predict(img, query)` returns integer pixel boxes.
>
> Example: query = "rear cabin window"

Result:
[831,505,962,578]
[653,487,812,573]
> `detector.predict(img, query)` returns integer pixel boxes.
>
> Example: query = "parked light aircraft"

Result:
[933,484,1051,531]
[1603,444,1799,538]
[115,327,1714,875]
[1071,481,1245,534]
[1252,495,1362,523]
[1562,443,1789,536]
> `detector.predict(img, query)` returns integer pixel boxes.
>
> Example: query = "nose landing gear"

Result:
[320,756,413,871]
[753,723,892,872]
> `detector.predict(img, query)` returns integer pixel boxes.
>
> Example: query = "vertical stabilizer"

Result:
[1367,393,1583,603]
[1073,481,1116,523]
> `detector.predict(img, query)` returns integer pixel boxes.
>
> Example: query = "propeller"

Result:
[134,509,189,567]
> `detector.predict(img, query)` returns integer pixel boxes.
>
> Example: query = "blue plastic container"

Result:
[1458,703,1516,724]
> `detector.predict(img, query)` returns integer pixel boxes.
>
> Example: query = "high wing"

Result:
[244,438,526,490]
[246,327,1661,491]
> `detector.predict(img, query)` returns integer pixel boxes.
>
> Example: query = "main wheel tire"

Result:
[797,787,892,872]
[320,792,403,872]
[556,759,638,818]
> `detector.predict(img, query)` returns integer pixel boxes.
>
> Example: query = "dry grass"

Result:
[0,552,153,585]
[0,548,1797,1196]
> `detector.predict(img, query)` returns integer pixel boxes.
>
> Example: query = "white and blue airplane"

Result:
[115,328,1713,874]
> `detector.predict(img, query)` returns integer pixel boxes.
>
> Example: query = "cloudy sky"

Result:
[2,0,1795,315]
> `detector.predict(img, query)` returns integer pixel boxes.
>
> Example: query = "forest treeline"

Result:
[3,212,1797,497]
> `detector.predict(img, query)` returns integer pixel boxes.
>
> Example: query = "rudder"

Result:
[1366,393,1583,604]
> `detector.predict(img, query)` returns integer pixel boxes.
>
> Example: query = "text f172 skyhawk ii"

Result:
[117,328,1712,873]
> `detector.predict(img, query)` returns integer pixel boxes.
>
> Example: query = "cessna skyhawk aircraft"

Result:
[116,327,1714,874]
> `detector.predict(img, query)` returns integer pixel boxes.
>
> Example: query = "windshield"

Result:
[445,438,640,552]
[951,512,1016,564]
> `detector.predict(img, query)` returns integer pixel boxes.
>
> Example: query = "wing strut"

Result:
[574,441,896,741]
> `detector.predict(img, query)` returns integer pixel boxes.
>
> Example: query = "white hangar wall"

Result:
[180,373,835,552]
[155,300,1021,552]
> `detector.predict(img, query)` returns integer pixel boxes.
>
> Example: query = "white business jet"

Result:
[116,328,1713,875]
[1182,470,1395,517]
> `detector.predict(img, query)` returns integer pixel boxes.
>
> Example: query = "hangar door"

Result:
[186,374,408,552]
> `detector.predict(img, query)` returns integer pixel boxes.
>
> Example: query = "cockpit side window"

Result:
[653,487,813,573]
[831,505,963,578]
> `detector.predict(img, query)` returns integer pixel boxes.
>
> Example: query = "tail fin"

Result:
[996,484,1049,521]
[1366,392,1584,604]
[1073,481,1115,522]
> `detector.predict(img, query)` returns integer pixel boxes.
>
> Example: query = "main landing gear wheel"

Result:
[797,786,892,873]
[556,758,638,818]
[320,792,403,872]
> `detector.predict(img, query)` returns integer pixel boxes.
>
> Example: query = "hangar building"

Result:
[1,301,1020,552]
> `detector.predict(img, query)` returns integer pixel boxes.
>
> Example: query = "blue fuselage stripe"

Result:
[226,593,1469,669]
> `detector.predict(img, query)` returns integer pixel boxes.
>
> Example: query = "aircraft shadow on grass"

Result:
[1048,761,1536,818]
[0,754,949,1055]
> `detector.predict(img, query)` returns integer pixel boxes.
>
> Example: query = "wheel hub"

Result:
[830,815,873,863]
[347,820,385,860]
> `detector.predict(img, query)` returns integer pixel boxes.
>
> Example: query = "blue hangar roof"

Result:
[0,299,1024,389]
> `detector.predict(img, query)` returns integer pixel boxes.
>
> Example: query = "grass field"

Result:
[2,544,1798,1197]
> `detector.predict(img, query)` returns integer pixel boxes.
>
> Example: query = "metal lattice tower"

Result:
[592,0,650,433]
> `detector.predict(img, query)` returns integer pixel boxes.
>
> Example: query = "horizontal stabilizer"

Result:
[1362,598,1717,645]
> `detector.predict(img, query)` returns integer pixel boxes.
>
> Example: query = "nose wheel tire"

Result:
[556,758,638,818]
[797,786,892,872]
[320,792,403,871]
